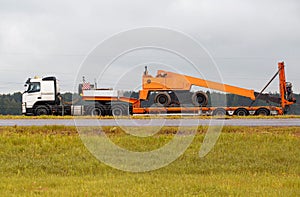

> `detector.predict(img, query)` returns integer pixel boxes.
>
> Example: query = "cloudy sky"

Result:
[0,0,299,94]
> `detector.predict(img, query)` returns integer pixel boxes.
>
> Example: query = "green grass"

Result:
[0,126,299,196]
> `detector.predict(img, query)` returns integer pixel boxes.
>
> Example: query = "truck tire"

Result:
[35,106,50,116]
[255,108,270,116]
[192,91,208,107]
[111,104,129,116]
[86,104,105,116]
[154,92,171,107]
[234,108,249,116]
[212,108,227,116]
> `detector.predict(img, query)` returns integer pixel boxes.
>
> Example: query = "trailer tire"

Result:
[34,106,50,116]
[212,108,227,116]
[86,104,105,116]
[192,91,208,107]
[255,108,270,116]
[111,104,129,116]
[154,92,171,107]
[234,108,249,116]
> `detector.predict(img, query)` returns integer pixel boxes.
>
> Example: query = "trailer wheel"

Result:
[111,104,129,116]
[86,104,105,116]
[212,108,227,116]
[192,91,208,107]
[255,108,270,116]
[154,92,171,107]
[234,108,249,116]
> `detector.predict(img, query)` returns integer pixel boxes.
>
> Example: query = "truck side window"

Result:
[27,82,41,93]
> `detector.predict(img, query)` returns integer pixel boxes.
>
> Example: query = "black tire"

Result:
[212,108,227,116]
[234,108,249,116]
[86,104,105,116]
[255,108,270,116]
[192,91,208,107]
[35,106,50,116]
[154,92,171,107]
[111,104,129,116]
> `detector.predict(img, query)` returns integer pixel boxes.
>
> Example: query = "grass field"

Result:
[0,126,299,196]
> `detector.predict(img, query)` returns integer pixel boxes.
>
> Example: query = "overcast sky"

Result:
[0,0,299,94]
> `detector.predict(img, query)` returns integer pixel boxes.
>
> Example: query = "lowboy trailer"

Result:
[22,62,296,116]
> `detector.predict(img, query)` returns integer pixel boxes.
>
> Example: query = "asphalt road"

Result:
[0,119,299,127]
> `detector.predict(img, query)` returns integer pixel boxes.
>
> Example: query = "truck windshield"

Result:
[26,82,40,93]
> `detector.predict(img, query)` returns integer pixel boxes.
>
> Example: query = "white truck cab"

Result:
[22,76,60,115]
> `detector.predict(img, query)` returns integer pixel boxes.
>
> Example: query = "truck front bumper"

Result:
[22,103,34,115]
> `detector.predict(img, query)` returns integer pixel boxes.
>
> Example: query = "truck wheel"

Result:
[86,104,105,116]
[154,92,171,107]
[212,108,227,116]
[35,106,50,116]
[111,104,129,116]
[255,108,270,116]
[234,108,249,116]
[192,91,208,107]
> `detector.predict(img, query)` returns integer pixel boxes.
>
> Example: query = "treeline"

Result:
[0,92,22,115]
[0,92,299,115]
